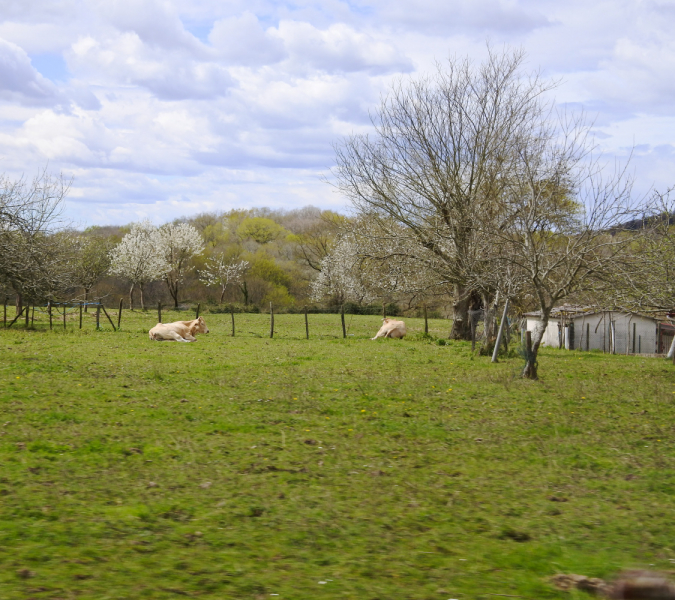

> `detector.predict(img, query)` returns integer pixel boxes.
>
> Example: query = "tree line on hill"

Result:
[2,47,674,380]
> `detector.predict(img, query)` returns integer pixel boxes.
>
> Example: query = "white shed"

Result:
[525,307,660,354]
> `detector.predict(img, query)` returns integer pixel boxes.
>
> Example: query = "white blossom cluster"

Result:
[109,220,204,308]
[310,225,443,305]
[108,220,167,287]
[199,256,249,303]
[310,233,374,304]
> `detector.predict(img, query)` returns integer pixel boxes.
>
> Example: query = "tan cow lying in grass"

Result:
[371,318,407,340]
[149,317,210,342]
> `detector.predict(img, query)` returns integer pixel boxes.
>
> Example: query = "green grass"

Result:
[1,309,675,599]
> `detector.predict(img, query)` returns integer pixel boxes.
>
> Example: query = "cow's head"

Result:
[191,316,209,335]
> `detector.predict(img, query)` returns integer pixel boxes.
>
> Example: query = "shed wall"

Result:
[525,313,658,354]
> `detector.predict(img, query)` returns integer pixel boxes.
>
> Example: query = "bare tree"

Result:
[333,47,555,339]
[602,188,675,313]
[293,211,344,271]
[0,170,74,310]
[109,221,167,310]
[72,234,113,311]
[479,112,642,378]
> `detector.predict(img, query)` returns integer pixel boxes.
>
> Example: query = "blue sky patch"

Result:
[30,53,69,83]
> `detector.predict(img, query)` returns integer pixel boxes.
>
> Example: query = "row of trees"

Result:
[0,190,345,313]
[315,47,675,378]
[2,48,672,381]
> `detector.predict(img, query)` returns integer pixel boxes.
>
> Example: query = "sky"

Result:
[0,0,674,226]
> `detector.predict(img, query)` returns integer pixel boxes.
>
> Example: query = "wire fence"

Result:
[1,298,448,342]
[2,298,123,331]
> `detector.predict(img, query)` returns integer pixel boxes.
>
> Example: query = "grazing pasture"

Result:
[1,311,675,599]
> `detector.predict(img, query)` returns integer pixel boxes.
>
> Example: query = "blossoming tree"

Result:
[156,223,204,308]
[199,255,249,304]
[109,220,167,310]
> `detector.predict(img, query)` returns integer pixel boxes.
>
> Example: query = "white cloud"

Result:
[100,0,204,52]
[0,37,59,104]
[209,12,285,66]
[275,21,413,74]
[371,0,551,35]
[0,1,673,224]
[67,33,233,100]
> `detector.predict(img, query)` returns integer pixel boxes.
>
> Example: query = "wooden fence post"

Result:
[79,302,83,329]
[3,296,6,328]
[304,306,309,340]
[117,298,123,329]
[25,304,30,328]
[231,305,235,337]
[269,302,274,338]
[471,311,476,352]
[7,306,25,329]
[423,303,428,335]
[341,304,346,338]
[96,303,101,330]
[31,305,35,327]
[196,303,201,319]
[100,304,116,331]
[48,301,52,330]
[158,302,162,323]
[63,304,67,330]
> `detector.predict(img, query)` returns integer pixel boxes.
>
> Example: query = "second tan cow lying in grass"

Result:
[149,316,210,342]
[371,318,407,340]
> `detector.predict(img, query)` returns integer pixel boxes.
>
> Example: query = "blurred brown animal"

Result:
[149,317,210,342]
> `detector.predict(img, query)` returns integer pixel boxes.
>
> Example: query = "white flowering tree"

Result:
[109,220,167,310]
[157,222,204,308]
[311,223,443,309]
[199,255,249,304]
[310,234,375,305]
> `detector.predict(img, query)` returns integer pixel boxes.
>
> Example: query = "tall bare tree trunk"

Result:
[239,281,249,306]
[522,311,549,379]
[450,284,471,340]
[166,278,179,308]
[129,283,135,310]
[15,293,22,317]
[140,283,145,311]
[84,287,89,312]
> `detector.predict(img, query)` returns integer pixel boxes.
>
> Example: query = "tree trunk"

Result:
[522,312,549,379]
[129,283,135,310]
[166,278,179,308]
[239,281,249,306]
[220,286,226,304]
[84,287,89,312]
[450,284,471,340]
[139,283,145,311]
[480,293,498,354]
[15,293,22,317]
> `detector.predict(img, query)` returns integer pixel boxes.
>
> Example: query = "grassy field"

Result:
[1,309,675,600]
